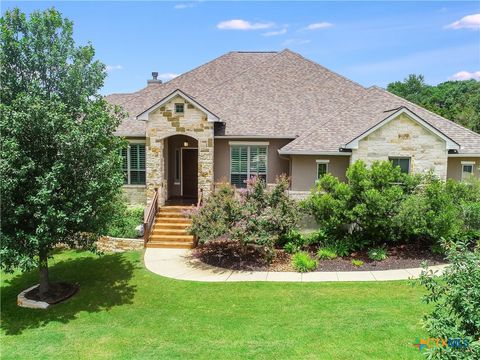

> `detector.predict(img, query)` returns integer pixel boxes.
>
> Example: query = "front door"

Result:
[182,149,198,198]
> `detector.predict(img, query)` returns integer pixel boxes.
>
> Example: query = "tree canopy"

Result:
[387,74,480,133]
[0,8,125,297]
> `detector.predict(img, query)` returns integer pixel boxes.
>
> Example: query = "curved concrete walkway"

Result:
[144,248,448,282]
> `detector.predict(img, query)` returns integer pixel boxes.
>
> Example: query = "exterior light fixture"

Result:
[183,141,189,147]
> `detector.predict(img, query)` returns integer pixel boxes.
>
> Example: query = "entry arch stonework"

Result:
[145,94,214,206]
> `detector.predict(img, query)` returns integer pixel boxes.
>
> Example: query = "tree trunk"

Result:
[38,250,50,297]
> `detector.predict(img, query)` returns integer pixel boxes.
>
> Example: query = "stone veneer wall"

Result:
[351,113,448,179]
[146,95,214,206]
[97,236,144,252]
[122,186,147,205]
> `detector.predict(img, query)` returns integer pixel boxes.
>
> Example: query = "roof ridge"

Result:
[283,49,366,91]
[370,86,480,139]
[193,51,286,97]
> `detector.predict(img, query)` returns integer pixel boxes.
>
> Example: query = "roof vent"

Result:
[147,72,162,85]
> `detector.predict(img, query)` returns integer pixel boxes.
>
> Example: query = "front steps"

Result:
[146,206,195,249]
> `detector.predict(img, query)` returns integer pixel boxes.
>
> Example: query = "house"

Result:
[106,49,480,207]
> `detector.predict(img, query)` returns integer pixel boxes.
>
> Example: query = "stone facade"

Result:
[122,185,147,205]
[351,113,448,179]
[146,95,214,206]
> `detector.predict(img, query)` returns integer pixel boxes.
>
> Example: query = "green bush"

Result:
[367,247,388,261]
[302,229,328,246]
[188,183,241,243]
[317,247,337,260]
[418,241,480,358]
[302,160,421,247]
[291,252,317,272]
[351,259,364,267]
[106,198,143,238]
[284,242,301,254]
[190,176,299,262]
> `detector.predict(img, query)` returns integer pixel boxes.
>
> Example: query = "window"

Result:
[230,145,267,187]
[174,149,181,184]
[461,162,475,180]
[120,143,146,185]
[390,157,410,174]
[175,103,184,113]
[316,160,329,179]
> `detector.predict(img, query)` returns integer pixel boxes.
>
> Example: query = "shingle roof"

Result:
[106,49,480,154]
[280,86,480,155]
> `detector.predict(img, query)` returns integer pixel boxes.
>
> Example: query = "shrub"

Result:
[418,241,480,358]
[188,183,241,243]
[302,229,329,246]
[278,229,303,248]
[291,252,317,272]
[105,198,143,238]
[190,176,299,262]
[302,160,421,247]
[367,247,388,261]
[284,242,301,254]
[317,247,337,260]
[351,259,364,267]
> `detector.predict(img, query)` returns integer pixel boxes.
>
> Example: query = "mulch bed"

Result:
[25,282,79,304]
[194,241,447,272]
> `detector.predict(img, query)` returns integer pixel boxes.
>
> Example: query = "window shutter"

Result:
[129,144,146,185]
[120,148,128,184]
[231,146,248,187]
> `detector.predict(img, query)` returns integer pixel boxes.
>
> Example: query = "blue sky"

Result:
[3,1,479,95]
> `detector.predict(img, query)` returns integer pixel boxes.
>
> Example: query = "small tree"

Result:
[0,8,125,299]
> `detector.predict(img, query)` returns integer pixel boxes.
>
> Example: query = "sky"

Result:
[2,1,480,95]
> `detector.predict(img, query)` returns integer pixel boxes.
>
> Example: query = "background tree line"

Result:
[387,74,480,134]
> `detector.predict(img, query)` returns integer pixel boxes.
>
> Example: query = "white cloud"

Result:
[174,2,196,10]
[106,65,123,72]
[158,73,179,81]
[305,22,333,30]
[449,70,480,81]
[282,38,311,46]
[217,19,274,31]
[445,13,480,30]
[262,28,287,36]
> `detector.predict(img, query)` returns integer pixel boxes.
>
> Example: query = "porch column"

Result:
[197,135,214,201]
[146,134,166,207]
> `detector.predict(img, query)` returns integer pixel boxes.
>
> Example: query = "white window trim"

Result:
[228,141,270,146]
[122,142,146,185]
[229,144,269,186]
[461,163,475,181]
[316,160,329,180]
[174,148,181,185]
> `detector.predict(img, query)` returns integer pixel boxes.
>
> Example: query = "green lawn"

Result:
[1,250,428,359]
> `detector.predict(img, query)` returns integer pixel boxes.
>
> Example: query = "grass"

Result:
[1,250,428,359]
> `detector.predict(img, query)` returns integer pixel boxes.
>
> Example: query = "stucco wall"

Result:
[214,138,291,185]
[350,113,448,179]
[447,157,480,181]
[146,95,214,205]
[290,155,350,191]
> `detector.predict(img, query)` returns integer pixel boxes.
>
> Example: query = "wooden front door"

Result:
[182,149,198,198]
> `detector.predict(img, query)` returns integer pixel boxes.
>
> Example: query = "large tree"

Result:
[387,74,480,133]
[0,8,125,299]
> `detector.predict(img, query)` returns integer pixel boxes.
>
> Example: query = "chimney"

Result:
[147,72,162,85]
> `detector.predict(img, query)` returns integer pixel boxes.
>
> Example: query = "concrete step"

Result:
[151,228,190,236]
[154,222,190,229]
[150,234,194,242]
[157,212,186,218]
[146,241,194,249]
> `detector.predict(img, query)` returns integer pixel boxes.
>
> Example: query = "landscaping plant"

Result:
[418,240,480,359]
[367,247,388,261]
[0,8,125,299]
[291,252,317,272]
[351,259,364,267]
[317,247,337,260]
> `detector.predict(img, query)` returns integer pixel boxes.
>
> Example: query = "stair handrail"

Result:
[144,187,159,247]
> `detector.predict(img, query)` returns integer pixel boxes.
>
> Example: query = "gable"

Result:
[344,108,460,151]
[136,89,220,122]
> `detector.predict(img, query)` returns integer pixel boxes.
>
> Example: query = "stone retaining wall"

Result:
[97,236,144,252]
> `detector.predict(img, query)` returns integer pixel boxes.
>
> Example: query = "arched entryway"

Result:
[165,134,198,205]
